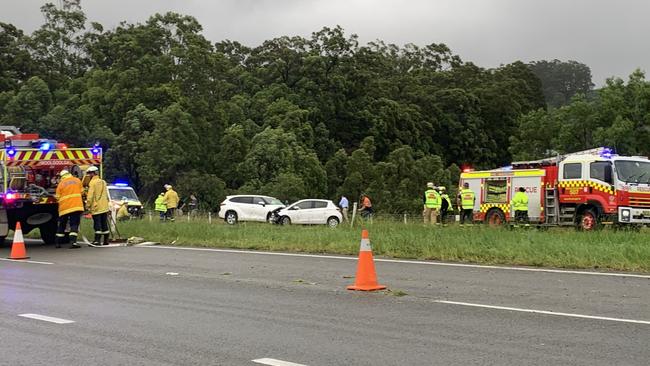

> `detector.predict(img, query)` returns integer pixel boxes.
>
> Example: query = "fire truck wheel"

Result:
[0,236,6,246]
[39,220,58,244]
[578,208,599,231]
[485,209,506,227]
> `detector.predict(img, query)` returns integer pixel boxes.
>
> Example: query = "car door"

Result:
[309,201,329,224]
[233,196,255,220]
[292,200,314,224]
[251,196,270,222]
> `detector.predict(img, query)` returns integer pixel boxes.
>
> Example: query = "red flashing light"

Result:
[5,193,15,200]
[57,143,68,149]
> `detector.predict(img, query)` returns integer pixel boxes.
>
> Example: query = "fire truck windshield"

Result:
[615,160,650,183]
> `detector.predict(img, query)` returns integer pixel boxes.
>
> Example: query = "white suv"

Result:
[219,195,285,224]
[275,199,342,227]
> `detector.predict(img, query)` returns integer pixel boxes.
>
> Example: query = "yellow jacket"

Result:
[117,203,129,219]
[56,174,84,216]
[86,176,110,215]
[163,189,180,209]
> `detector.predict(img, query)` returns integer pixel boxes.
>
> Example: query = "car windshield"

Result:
[615,160,650,183]
[265,197,284,205]
[108,187,139,201]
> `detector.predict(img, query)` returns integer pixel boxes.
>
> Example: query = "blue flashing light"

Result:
[6,147,16,157]
[114,182,129,187]
[502,165,513,171]
[600,147,614,159]
[91,147,101,155]
[39,142,51,151]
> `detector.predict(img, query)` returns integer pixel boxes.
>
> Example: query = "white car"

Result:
[275,199,342,227]
[219,195,285,224]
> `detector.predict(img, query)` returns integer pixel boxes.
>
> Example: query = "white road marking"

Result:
[165,272,179,276]
[18,313,75,324]
[252,358,308,366]
[434,300,650,325]
[0,258,53,265]
[141,246,650,279]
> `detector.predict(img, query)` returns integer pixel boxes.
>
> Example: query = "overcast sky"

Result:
[2,0,647,85]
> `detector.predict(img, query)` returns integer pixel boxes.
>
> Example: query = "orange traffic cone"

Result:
[347,230,386,291]
[8,222,29,260]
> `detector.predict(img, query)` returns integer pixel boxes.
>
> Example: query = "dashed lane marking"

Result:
[18,313,74,324]
[0,258,53,265]
[141,246,650,279]
[252,358,308,366]
[434,300,650,325]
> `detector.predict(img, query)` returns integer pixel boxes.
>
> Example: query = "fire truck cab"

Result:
[460,147,650,230]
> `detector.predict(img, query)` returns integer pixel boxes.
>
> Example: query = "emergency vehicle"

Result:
[0,126,102,243]
[459,147,650,230]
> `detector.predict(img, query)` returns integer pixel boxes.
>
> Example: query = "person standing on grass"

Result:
[188,194,199,216]
[359,193,374,220]
[163,184,180,221]
[458,182,476,226]
[423,182,441,225]
[439,186,452,225]
[511,187,529,227]
[339,195,349,221]
[155,193,167,221]
[85,166,110,246]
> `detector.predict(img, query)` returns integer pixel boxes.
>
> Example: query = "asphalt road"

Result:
[0,241,648,366]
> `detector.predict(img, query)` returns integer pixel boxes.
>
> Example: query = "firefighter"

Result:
[154,193,167,221]
[439,186,452,224]
[512,187,529,226]
[85,166,110,245]
[163,184,180,221]
[55,170,84,248]
[458,182,476,226]
[117,198,130,221]
[423,182,441,224]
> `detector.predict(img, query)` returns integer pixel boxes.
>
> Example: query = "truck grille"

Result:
[630,197,650,208]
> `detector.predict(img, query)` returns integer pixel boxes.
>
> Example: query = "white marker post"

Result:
[350,202,358,228]
[208,212,212,224]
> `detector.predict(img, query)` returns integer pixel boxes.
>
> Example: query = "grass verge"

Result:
[78,217,650,273]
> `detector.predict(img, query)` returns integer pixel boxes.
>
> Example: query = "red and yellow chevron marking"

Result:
[557,180,614,195]
[480,203,510,213]
[2,148,101,167]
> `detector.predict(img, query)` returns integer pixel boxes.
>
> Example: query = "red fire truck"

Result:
[459,147,650,230]
[0,126,102,243]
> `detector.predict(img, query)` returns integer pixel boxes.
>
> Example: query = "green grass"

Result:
[78,216,650,273]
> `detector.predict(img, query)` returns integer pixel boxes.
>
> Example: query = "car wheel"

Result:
[266,213,274,224]
[281,216,291,225]
[327,216,339,228]
[225,211,238,225]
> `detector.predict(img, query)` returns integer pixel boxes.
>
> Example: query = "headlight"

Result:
[621,209,631,221]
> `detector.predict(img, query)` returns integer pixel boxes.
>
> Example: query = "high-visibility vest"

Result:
[56,174,84,216]
[512,191,529,211]
[155,196,166,212]
[424,189,441,209]
[460,189,475,210]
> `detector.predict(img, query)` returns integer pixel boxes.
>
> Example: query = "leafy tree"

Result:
[529,59,594,107]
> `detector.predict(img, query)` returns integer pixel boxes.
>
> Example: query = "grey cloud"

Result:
[1,0,648,85]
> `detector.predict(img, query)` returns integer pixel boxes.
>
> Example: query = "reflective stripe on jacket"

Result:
[86,176,110,215]
[424,189,441,209]
[56,174,84,216]
[460,189,475,210]
[512,191,529,211]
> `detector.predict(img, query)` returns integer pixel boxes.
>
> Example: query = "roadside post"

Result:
[187,212,190,222]
[403,213,407,224]
[208,212,212,224]
[350,202,358,227]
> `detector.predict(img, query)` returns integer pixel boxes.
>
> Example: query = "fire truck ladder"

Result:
[544,187,559,224]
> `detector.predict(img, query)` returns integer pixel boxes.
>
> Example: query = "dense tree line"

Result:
[3,1,638,213]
